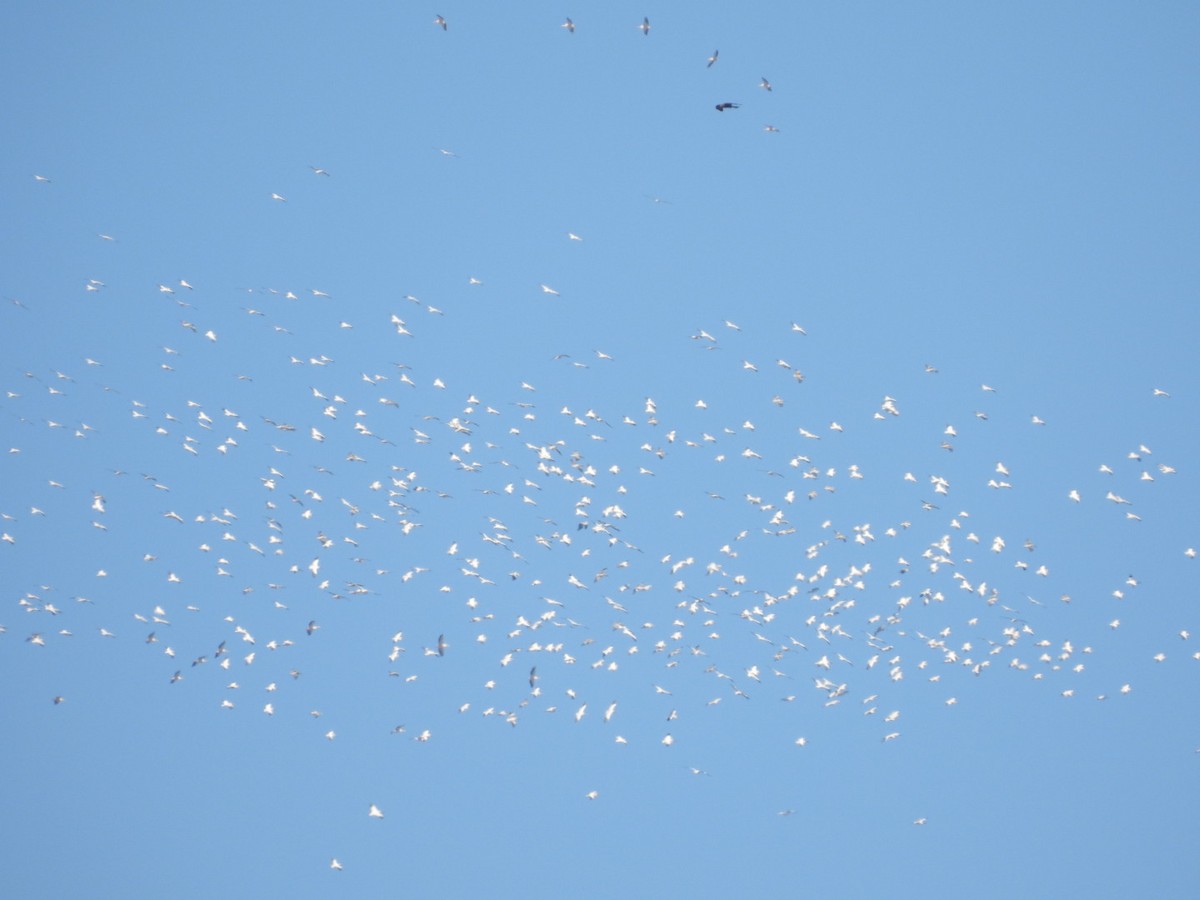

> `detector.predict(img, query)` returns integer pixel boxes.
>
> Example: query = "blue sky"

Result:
[3,3,1199,897]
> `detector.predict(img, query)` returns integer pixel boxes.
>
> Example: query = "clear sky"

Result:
[3,3,1199,897]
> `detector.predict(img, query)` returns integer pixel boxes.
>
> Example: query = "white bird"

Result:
[540,284,560,296]
[330,859,343,870]
[368,804,384,818]
[562,18,575,32]
[270,193,287,202]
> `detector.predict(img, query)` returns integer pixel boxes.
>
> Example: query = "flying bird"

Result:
[760,77,773,91]
[434,15,447,30]
[715,103,740,112]
[707,49,719,68]
[640,17,651,35]
[562,18,575,32]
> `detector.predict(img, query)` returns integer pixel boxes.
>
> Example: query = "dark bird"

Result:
[434,15,447,30]
[707,49,719,68]
[640,17,651,35]
[715,102,740,112]
[437,633,447,656]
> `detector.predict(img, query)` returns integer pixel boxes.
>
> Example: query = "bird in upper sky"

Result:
[707,50,719,67]
[434,15,447,30]
[715,103,740,112]
[760,77,773,91]
[562,18,575,33]
[640,17,651,36]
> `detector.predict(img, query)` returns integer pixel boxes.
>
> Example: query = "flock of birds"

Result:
[429,13,781,128]
[6,11,1196,878]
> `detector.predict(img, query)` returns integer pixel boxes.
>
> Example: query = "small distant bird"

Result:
[760,77,773,91]
[270,193,287,202]
[330,859,343,871]
[540,284,560,296]
[707,49,719,68]
[640,17,651,36]
[715,102,740,112]
[368,804,384,818]
[33,175,51,183]
[434,15,447,30]
[562,17,575,32]
[310,166,331,176]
